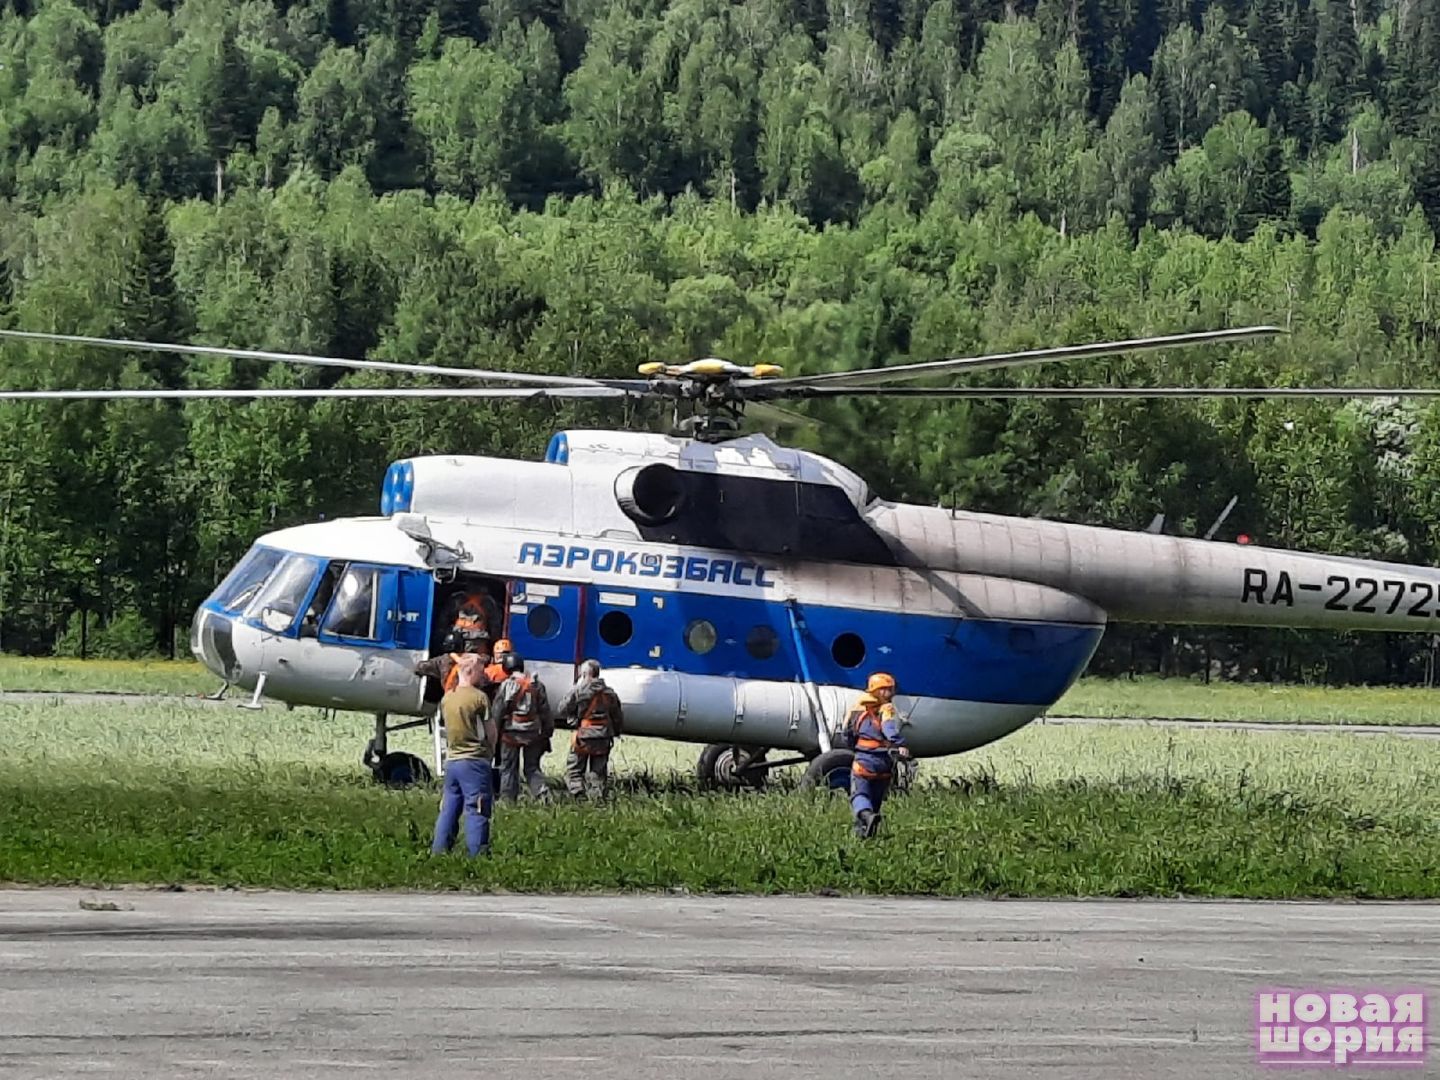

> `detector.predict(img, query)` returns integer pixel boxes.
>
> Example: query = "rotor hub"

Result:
[635,357,784,441]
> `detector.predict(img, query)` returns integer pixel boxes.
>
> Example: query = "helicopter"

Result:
[6,324,1440,791]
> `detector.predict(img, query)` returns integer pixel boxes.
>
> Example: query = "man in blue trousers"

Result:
[432,655,497,857]
[847,672,910,840]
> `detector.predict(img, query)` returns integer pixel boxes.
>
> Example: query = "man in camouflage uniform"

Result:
[556,659,624,800]
[492,653,554,803]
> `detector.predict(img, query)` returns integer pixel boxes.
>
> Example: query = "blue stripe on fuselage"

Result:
[512,582,1104,707]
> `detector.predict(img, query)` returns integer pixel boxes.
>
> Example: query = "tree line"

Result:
[3,0,1440,683]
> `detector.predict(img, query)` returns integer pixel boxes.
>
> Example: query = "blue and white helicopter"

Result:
[8,325,1440,790]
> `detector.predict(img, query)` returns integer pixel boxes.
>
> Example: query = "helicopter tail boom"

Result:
[869,504,1440,633]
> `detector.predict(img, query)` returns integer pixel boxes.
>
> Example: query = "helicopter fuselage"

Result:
[190,429,1440,761]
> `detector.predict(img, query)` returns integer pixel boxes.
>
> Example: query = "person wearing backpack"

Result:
[493,653,554,803]
[557,659,625,800]
[847,672,910,839]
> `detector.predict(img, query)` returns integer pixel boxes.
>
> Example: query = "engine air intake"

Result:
[616,463,686,526]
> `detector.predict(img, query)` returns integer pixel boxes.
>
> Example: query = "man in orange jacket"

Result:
[846,672,910,839]
[483,639,514,692]
[414,639,490,695]
[438,589,501,653]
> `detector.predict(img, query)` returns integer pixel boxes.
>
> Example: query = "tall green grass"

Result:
[0,655,212,695]
[2,698,1436,896]
[1059,676,1440,726]
[4,656,1440,726]
[5,771,1431,897]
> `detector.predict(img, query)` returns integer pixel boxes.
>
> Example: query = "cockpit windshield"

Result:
[209,546,284,613]
[243,552,322,633]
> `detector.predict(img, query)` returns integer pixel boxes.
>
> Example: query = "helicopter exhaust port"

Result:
[615,463,687,526]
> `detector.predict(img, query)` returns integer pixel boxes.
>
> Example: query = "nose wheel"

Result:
[363,713,434,788]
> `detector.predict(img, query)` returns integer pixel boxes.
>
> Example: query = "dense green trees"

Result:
[3,0,1440,681]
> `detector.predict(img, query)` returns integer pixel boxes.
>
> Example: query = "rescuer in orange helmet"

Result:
[484,639,514,690]
[479,638,517,796]
[415,588,501,695]
[845,672,909,839]
[493,653,554,803]
[438,588,501,653]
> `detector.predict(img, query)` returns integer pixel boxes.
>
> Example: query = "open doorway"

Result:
[421,573,509,702]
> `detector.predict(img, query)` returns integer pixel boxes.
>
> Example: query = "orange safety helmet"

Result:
[493,638,513,655]
[866,672,896,693]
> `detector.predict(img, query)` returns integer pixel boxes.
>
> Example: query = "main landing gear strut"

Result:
[363,712,434,788]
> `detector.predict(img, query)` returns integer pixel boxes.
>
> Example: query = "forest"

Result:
[2,0,1440,682]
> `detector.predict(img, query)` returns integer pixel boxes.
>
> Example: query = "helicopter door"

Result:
[506,579,582,669]
[267,561,430,713]
[390,568,434,652]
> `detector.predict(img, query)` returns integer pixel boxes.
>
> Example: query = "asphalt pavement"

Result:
[1,888,1435,1079]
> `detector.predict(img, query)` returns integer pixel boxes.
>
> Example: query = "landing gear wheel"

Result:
[696,744,768,791]
[371,751,432,788]
[800,749,855,792]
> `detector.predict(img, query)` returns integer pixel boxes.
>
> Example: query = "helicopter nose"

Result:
[190,607,239,681]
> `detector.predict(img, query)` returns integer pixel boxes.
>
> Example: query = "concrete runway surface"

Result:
[1,889,1436,1079]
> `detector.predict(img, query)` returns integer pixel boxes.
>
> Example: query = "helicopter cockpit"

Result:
[190,532,440,714]
[200,548,379,639]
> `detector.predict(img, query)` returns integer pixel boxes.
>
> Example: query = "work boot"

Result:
[854,809,879,839]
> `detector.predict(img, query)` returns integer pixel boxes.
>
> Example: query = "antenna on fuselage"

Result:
[1203,495,1240,541]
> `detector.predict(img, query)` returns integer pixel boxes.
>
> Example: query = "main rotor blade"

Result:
[772,385,1440,399]
[742,326,1286,391]
[0,386,639,401]
[0,329,645,390]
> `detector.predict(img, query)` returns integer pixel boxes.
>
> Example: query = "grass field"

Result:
[0,655,215,696]
[1059,677,1440,726]
[4,655,1440,726]
[2,696,1436,897]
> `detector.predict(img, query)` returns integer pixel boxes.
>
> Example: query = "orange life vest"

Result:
[839,695,894,747]
[501,675,542,746]
[452,593,490,634]
[571,688,618,755]
[851,708,898,779]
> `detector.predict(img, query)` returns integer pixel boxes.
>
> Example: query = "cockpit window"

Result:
[244,553,321,633]
[322,565,378,639]
[211,546,284,613]
[299,562,343,638]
